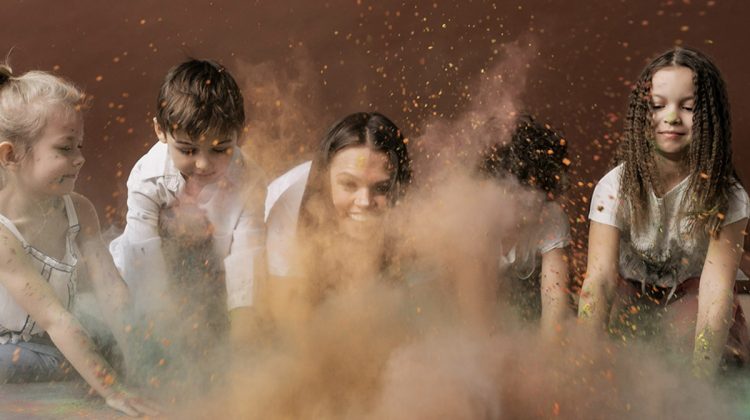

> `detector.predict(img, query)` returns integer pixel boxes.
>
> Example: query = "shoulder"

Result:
[596,164,624,191]
[127,141,173,184]
[724,180,750,225]
[729,181,749,205]
[68,193,102,235]
[0,223,23,251]
[0,222,28,271]
[591,164,625,203]
[265,161,312,220]
[268,161,312,198]
[542,200,568,221]
[589,164,625,227]
[536,201,571,253]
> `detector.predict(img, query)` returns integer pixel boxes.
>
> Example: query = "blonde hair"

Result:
[0,64,85,151]
[0,64,85,187]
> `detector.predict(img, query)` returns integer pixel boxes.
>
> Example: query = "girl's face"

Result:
[650,66,695,159]
[328,146,392,240]
[19,108,85,196]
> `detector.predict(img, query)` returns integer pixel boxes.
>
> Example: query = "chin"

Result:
[341,220,382,242]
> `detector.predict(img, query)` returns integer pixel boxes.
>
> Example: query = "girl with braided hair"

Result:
[578,47,749,377]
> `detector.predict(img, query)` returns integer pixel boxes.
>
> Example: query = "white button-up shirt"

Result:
[109,141,265,311]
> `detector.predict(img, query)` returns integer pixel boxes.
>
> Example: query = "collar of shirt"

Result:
[137,141,245,195]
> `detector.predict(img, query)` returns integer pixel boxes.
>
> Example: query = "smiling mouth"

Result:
[192,172,216,179]
[348,213,384,223]
[658,131,687,138]
[57,174,78,183]
[660,131,684,134]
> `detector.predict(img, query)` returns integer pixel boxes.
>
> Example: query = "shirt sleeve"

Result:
[723,183,750,226]
[109,169,172,313]
[537,201,571,254]
[588,167,624,229]
[223,171,267,311]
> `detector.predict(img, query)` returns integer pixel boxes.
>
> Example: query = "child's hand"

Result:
[105,386,161,417]
[159,199,213,243]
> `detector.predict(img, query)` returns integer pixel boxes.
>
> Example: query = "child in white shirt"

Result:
[109,59,265,356]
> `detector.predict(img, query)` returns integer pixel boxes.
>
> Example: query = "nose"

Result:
[195,155,211,171]
[353,187,372,208]
[663,110,681,125]
[72,150,85,168]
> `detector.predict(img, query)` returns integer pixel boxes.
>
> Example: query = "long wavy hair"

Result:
[615,47,738,237]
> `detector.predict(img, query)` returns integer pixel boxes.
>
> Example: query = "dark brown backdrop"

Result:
[2,0,749,277]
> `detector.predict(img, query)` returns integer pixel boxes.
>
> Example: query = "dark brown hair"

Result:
[616,47,737,237]
[296,112,411,302]
[479,114,569,199]
[297,112,411,234]
[156,59,245,140]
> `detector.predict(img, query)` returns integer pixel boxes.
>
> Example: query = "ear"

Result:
[0,141,20,168]
[153,117,168,143]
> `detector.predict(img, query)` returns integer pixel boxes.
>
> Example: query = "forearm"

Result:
[540,249,572,338]
[577,274,616,332]
[540,289,571,339]
[46,312,121,398]
[692,218,747,377]
[693,290,734,377]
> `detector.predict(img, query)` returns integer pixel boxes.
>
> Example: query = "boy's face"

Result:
[154,119,237,187]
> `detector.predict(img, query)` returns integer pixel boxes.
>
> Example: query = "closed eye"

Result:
[338,180,358,192]
[373,182,391,195]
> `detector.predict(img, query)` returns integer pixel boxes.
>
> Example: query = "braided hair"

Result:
[615,47,737,237]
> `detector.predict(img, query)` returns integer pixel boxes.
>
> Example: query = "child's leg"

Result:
[0,338,70,383]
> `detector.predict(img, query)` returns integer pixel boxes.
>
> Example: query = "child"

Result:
[479,115,573,338]
[578,47,749,377]
[0,66,157,416]
[109,59,265,356]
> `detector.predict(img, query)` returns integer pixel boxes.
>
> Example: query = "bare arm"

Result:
[693,218,747,377]
[540,247,572,339]
[0,227,154,415]
[72,193,132,340]
[577,221,621,333]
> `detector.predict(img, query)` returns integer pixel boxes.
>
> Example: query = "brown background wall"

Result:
[2,0,749,276]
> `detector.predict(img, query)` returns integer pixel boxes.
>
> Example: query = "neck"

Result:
[0,183,62,223]
[653,154,690,193]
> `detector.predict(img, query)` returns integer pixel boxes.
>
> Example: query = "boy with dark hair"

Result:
[110,59,264,361]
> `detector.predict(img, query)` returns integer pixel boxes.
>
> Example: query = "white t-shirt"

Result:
[109,141,266,311]
[265,161,312,277]
[589,164,750,287]
[499,200,570,278]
